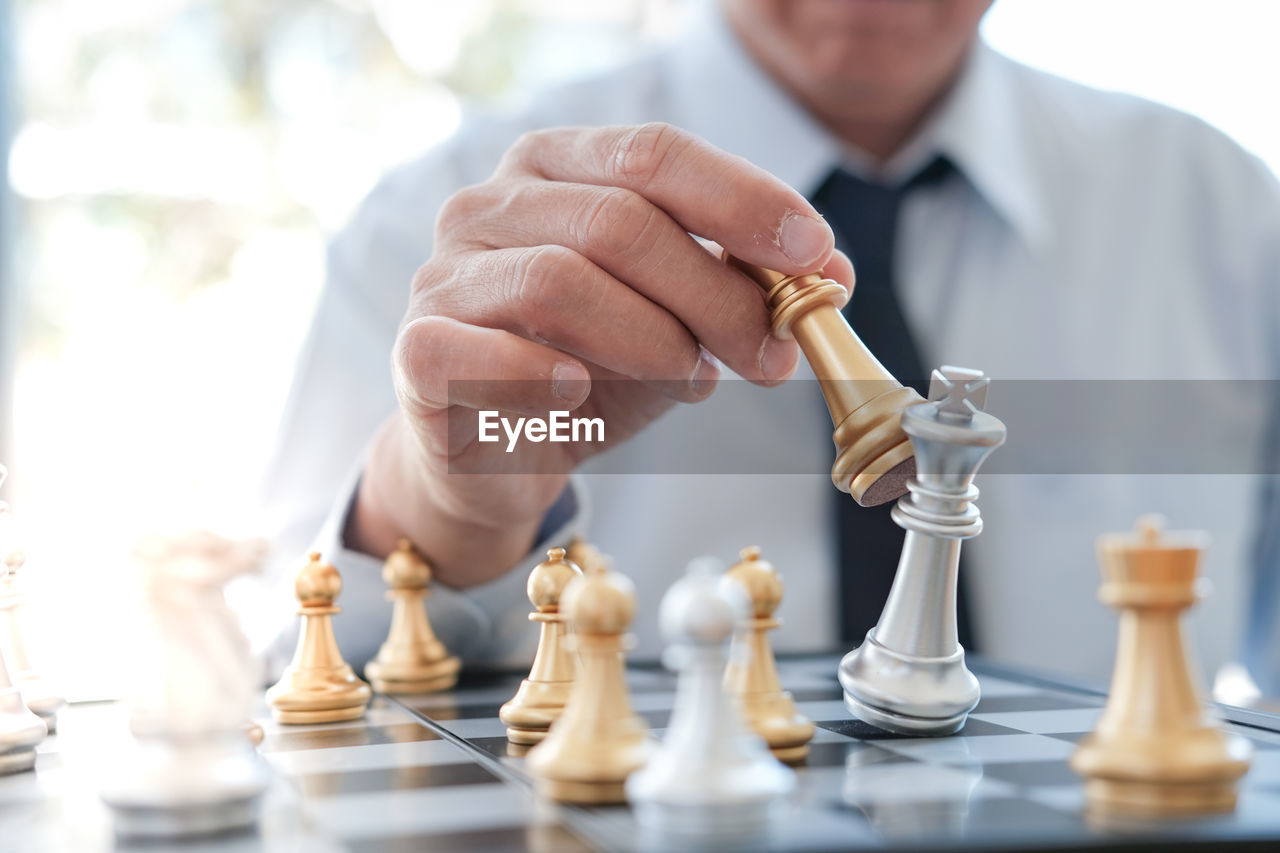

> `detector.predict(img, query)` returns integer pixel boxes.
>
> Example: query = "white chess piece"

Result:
[100,531,270,837]
[0,472,66,733]
[0,465,44,777]
[626,558,794,845]
[0,562,46,776]
[0,550,66,732]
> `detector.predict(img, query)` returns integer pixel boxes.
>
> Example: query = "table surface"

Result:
[3,655,1280,852]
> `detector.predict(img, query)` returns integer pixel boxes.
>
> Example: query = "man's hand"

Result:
[348,123,852,587]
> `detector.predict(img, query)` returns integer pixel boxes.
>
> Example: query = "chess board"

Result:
[4,657,1280,852]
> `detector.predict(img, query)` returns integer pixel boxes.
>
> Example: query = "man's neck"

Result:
[798,90,954,164]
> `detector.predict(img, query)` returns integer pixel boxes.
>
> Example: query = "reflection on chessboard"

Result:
[5,659,1280,850]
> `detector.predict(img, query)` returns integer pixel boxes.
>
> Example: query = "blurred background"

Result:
[0,0,1278,698]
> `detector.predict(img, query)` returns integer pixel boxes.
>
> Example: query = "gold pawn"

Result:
[725,254,924,506]
[723,546,814,763]
[525,558,652,803]
[565,539,606,574]
[1070,516,1252,816]
[266,552,371,724]
[365,539,460,694]
[500,547,583,744]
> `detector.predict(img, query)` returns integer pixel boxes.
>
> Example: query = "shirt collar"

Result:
[913,42,1051,247]
[665,4,1049,247]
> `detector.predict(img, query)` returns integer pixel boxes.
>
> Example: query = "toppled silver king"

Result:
[838,365,1007,736]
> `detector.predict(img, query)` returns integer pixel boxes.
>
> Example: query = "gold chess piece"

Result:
[365,539,461,694]
[566,538,606,574]
[1070,516,1252,816]
[525,559,652,803]
[725,254,925,506]
[500,547,583,744]
[266,552,371,724]
[723,546,814,763]
[0,550,65,733]
[243,720,264,746]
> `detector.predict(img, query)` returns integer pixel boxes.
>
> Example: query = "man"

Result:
[263,1,1280,690]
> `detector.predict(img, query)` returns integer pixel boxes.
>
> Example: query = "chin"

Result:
[726,0,985,113]
[802,37,932,97]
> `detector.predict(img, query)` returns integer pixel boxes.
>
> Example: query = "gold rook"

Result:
[1070,516,1252,816]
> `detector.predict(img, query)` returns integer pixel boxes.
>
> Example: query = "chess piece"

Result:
[243,721,264,746]
[267,552,371,724]
[0,541,45,776]
[1070,516,1252,816]
[0,549,66,733]
[365,539,460,693]
[525,559,652,803]
[0,643,44,776]
[0,468,39,777]
[839,366,1005,735]
[627,559,794,842]
[500,547,583,744]
[725,254,925,506]
[723,546,814,762]
[101,531,269,837]
[566,538,606,574]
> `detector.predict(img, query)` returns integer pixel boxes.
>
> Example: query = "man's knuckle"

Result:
[499,180,542,223]
[392,318,441,399]
[410,259,446,298]
[436,183,488,229]
[510,245,578,312]
[403,271,446,340]
[575,187,656,260]
[508,129,550,164]
[609,121,682,186]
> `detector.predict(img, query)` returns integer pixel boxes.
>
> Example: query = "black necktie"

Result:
[809,158,977,650]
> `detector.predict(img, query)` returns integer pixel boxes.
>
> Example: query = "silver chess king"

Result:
[839,366,1007,736]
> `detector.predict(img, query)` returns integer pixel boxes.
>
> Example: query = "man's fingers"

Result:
[822,248,856,308]
[394,316,591,417]
[413,247,721,401]
[444,183,791,384]
[503,123,835,274]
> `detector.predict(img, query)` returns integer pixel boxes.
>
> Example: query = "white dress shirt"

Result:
[260,4,1280,688]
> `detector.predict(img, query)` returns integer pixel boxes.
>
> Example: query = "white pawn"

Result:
[0,480,65,733]
[0,561,45,775]
[626,558,794,844]
[101,531,270,838]
[0,549,66,732]
[0,469,45,777]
